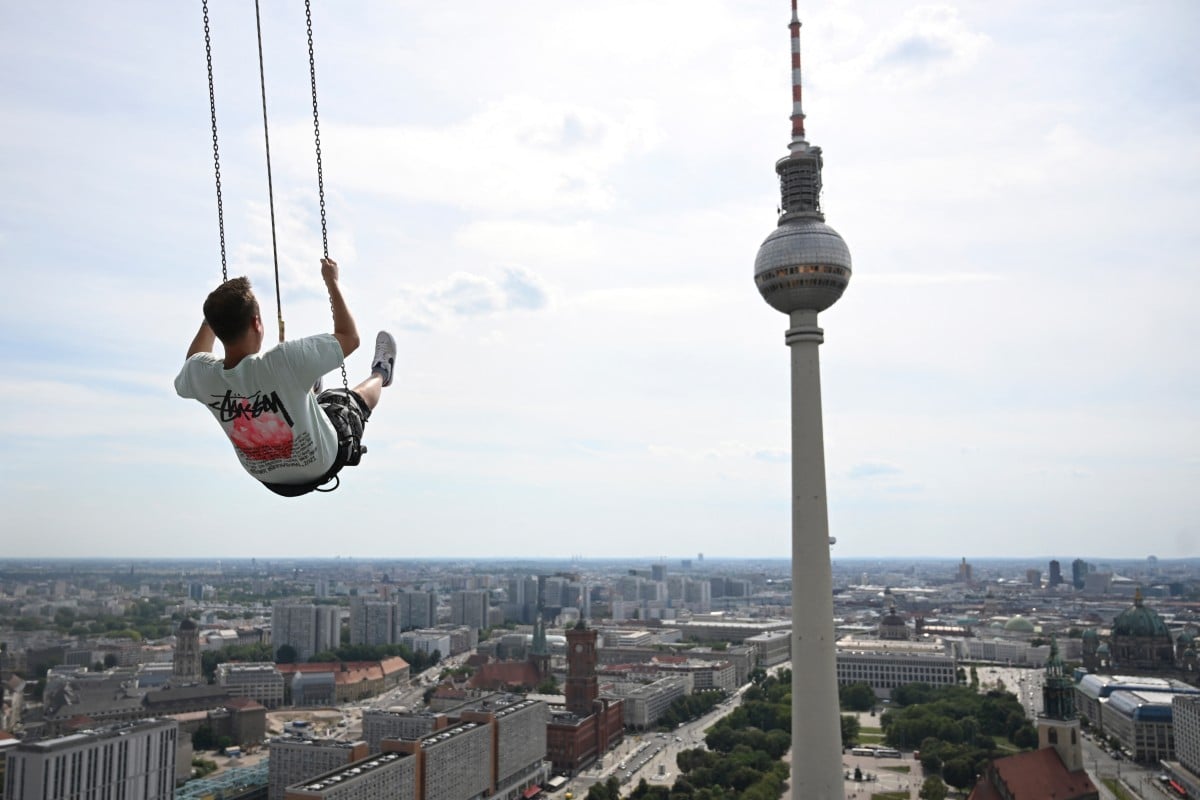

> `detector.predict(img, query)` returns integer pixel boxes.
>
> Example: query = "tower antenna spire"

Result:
[789,0,807,151]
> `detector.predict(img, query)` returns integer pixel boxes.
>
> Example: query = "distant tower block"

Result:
[753,3,851,798]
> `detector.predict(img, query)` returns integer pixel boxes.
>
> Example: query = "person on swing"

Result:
[175,256,395,495]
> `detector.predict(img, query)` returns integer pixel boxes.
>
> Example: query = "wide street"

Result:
[564,690,737,797]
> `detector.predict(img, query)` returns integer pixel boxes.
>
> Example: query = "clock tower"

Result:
[565,620,599,716]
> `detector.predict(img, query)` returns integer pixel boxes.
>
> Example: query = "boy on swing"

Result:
[175,257,395,496]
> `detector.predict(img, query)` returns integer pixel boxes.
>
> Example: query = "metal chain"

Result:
[254,0,286,344]
[202,0,228,283]
[305,0,348,393]
[306,0,329,259]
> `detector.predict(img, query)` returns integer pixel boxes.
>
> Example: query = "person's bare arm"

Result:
[322,257,360,357]
[186,321,216,358]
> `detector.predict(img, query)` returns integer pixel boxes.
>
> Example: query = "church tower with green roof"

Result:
[1038,637,1084,772]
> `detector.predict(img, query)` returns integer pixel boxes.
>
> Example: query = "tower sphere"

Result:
[754,218,852,314]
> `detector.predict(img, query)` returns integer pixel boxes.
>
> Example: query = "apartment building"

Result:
[283,750,416,800]
[745,630,791,667]
[4,718,178,800]
[272,603,340,662]
[835,638,957,698]
[350,599,395,647]
[217,661,285,708]
[608,676,690,729]
[268,737,368,800]
[450,591,489,633]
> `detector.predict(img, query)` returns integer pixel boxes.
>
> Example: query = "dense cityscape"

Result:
[1,555,1199,800]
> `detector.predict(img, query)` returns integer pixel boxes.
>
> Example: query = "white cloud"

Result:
[284,96,661,215]
[386,266,550,332]
[821,4,990,86]
[455,220,602,268]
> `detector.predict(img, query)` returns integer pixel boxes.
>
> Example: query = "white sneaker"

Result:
[372,331,396,387]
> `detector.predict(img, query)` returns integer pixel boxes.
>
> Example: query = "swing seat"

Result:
[260,444,366,497]
[261,467,339,497]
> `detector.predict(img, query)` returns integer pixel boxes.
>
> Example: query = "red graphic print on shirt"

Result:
[208,389,296,461]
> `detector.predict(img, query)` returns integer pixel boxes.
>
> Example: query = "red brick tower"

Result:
[564,621,598,716]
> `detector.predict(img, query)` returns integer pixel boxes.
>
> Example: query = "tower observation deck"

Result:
[754,4,852,317]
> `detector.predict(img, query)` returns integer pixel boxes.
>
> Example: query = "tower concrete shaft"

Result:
[787,310,844,799]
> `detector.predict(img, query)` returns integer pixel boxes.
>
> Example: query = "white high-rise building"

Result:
[272,603,340,662]
[753,2,853,796]
[684,579,712,612]
[395,589,437,634]
[350,598,395,646]
[4,718,178,800]
[450,590,489,633]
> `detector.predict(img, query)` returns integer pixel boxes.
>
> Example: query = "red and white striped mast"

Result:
[789,0,808,151]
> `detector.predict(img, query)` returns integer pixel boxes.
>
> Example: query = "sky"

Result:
[1,1,1197,561]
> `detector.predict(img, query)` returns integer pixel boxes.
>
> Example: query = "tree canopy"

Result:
[882,682,1036,791]
[838,681,876,711]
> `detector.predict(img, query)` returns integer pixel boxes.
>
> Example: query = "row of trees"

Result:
[656,690,726,731]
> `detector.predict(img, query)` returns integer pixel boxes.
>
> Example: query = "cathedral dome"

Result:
[1082,628,1098,641]
[1112,593,1169,638]
[1004,615,1036,633]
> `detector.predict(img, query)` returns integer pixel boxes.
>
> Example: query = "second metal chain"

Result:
[254,0,286,344]
[305,0,348,393]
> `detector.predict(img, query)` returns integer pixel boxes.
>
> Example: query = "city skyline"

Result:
[3,554,1195,577]
[2,1,1197,560]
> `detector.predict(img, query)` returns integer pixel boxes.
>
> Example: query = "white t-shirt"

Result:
[175,333,345,484]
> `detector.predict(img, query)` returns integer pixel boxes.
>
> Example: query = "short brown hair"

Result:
[203,277,259,344]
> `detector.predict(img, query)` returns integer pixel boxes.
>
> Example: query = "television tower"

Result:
[753,3,851,798]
